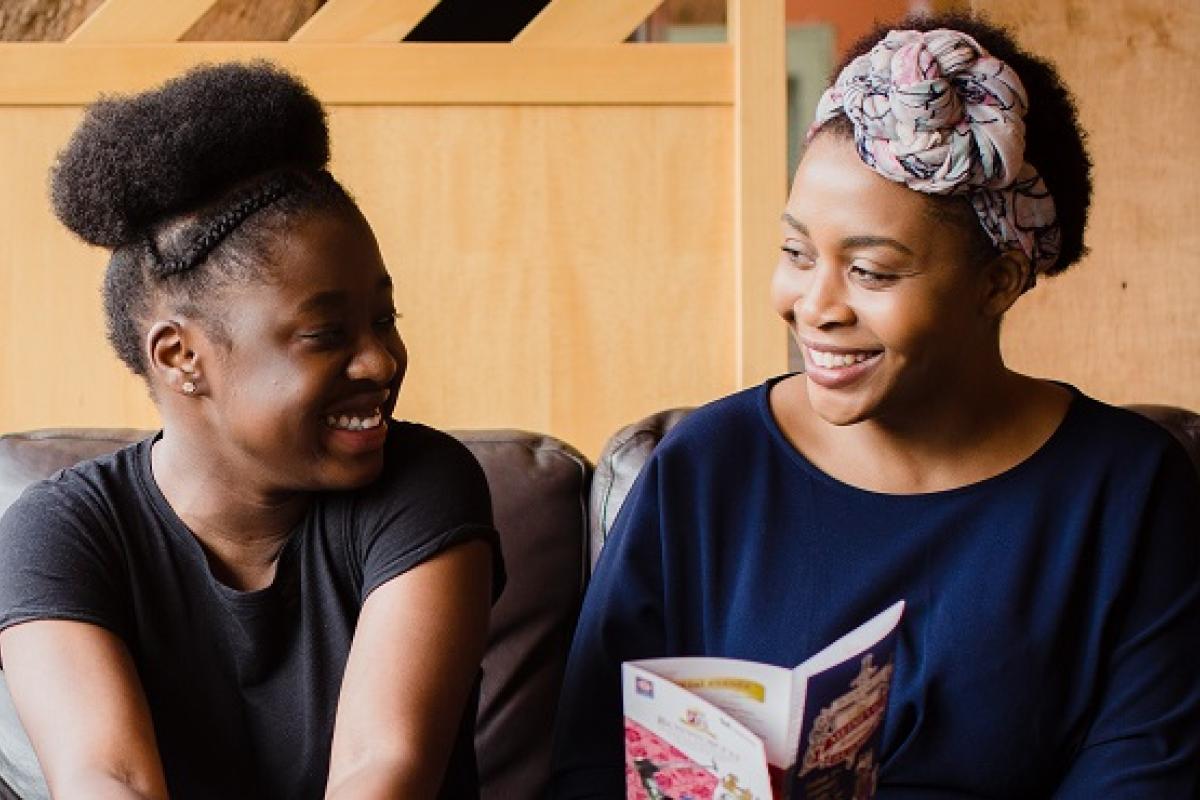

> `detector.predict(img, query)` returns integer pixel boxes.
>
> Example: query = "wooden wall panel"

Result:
[731,0,788,386]
[0,2,789,457]
[290,0,438,43]
[0,44,731,105]
[974,0,1200,411]
[0,0,319,41]
[515,0,666,44]
[67,0,218,42]
[0,108,160,430]
[0,0,104,40]
[0,105,733,457]
[330,106,734,455]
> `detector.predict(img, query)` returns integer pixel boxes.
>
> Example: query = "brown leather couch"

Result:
[1,403,1198,800]
[0,428,591,800]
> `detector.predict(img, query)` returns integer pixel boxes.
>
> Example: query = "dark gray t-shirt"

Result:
[0,422,503,799]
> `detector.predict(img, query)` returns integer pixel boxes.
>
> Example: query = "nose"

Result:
[347,331,402,386]
[797,263,855,329]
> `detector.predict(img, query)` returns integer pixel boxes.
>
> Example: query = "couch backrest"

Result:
[0,428,591,800]
[589,404,1200,568]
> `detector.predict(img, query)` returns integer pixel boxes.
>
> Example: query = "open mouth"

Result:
[324,408,383,431]
[806,347,882,370]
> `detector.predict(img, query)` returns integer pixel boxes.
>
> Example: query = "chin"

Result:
[805,381,879,427]
[315,455,387,492]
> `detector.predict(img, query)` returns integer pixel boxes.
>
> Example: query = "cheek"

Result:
[856,293,941,351]
[770,262,804,319]
[230,357,322,415]
[387,335,409,384]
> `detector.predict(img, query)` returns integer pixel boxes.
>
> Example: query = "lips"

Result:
[802,342,883,389]
[321,390,392,454]
[324,409,383,431]
[809,349,876,369]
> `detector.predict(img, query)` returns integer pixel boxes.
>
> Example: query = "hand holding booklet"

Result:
[622,600,904,800]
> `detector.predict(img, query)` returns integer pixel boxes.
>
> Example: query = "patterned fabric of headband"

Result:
[810,28,1061,276]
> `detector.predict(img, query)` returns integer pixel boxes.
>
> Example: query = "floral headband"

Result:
[810,28,1060,278]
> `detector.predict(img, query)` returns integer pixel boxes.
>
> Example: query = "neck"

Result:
[868,353,1019,449]
[151,430,310,590]
[854,369,1028,473]
[778,348,1071,494]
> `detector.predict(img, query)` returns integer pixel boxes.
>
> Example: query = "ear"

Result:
[146,319,204,398]
[980,249,1032,319]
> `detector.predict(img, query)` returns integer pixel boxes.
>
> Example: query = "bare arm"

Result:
[0,620,169,800]
[324,539,493,799]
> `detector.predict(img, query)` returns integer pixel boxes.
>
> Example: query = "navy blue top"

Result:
[551,379,1200,798]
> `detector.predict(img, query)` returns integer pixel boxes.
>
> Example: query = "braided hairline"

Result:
[151,177,295,277]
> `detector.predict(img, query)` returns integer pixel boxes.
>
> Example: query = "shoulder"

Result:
[651,381,771,463]
[338,421,492,523]
[328,421,501,599]
[603,381,782,519]
[375,421,489,497]
[1,437,151,540]
[1039,391,1200,536]
[1058,390,1194,476]
[0,439,150,635]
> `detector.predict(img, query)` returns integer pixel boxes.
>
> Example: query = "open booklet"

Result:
[622,600,905,800]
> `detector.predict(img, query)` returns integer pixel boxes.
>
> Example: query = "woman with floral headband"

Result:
[551,13,1199,798]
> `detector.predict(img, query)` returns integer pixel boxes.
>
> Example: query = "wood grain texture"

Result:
[329,106,735,456]
[0,43,731,105]
[0,2,776,454]
[66,0,219,42]
[0,105,733,456]
[0,0,318,41]
[290,0,438,43]
[0,0,103,41]
[515,0,666,44]
[0,108,160,431]
[182,0,322,41]
[731,0,789,386]
[974,0,1200,411]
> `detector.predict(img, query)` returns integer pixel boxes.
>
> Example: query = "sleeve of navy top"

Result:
[1054,441,1200,798]
[352,425,505,604]
[550,456,668,800]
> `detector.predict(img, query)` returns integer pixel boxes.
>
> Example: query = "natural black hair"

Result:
[814,12,1093,277]
[50,61,359,377]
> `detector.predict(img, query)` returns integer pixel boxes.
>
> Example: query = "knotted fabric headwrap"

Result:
[810,28,1060,278]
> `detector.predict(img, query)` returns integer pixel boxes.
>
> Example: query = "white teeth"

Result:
[809,349,875,369]
[325,409,383,431]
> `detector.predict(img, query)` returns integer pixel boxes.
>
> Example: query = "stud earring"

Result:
[180,363,197,395]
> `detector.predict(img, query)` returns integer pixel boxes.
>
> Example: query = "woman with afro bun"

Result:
[553,12,1199,798]
[0,62,502,799]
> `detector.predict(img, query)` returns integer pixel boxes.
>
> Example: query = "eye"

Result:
[780,245,814,268]
[299,327,347,347]
[849,263,898,287]
[374,310,400,329]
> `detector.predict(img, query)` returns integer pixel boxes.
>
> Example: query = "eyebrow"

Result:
[297,276,394,314]
[780,212,914,256]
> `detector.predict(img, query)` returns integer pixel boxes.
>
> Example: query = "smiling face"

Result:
[180,206,407,494]
[772,133,1007,428]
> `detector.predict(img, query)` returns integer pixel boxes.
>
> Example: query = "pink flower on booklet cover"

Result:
[625,719,718,800]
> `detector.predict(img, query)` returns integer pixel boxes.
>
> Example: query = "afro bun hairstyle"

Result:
[50,61,358,379]
[50,60,331,248]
